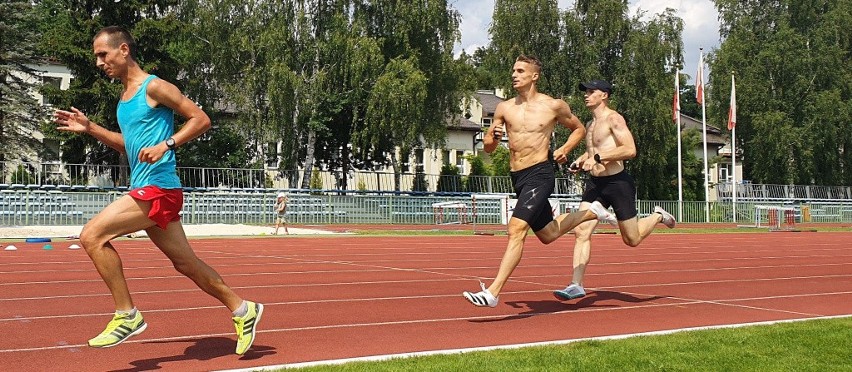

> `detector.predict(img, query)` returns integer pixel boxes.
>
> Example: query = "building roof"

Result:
[680,114,726,146]
[448,116,482,132]
[475,91,504,117]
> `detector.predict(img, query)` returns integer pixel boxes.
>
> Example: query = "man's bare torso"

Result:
[501,95,560,171]
[586,108,626,177]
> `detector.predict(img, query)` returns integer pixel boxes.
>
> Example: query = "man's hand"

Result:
[553,147,569,164]
[492,123,504,139]
[568,162,581,173]
[138,142,169,164]
[581,157,601,171]
[55,107,92,133]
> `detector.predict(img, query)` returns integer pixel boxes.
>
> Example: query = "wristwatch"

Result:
[594,153,602,164]
[165,137,176,150]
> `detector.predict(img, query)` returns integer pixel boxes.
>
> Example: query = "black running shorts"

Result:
[510,160,556,232]
[581,171,638,221]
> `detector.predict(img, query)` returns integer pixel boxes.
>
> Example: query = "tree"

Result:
[182,0,295,164]
[489,145,511,176]
[615,9,683,199]
[363,57,427,190]
[437,163,462,192]
[39,0,189,186]
[710,0,851,185]
[0,1,47,162]
[355,0,466,187]
[489,0,561,93]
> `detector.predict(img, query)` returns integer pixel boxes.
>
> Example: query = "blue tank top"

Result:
[116,75,182,189]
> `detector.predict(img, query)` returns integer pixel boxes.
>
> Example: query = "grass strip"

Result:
[289,317,852,371]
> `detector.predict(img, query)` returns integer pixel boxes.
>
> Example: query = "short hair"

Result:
[94,26,137,60]
[515,54,542,72]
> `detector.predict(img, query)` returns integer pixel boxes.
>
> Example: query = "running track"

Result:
[1,231,851,371]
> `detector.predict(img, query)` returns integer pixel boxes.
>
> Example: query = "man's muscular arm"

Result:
[483,102,507,154]
[552,100,585,164]
[596,114,636,162]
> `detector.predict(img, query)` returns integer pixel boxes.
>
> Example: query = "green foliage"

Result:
[490,0,561,93]
[309,168,323,190]
[10,164,36,185]
[488,145,511,176]
[436,163,463,193]
[711,0,852,185]
[0,0,49,162]
[464,153,490,193]
[411,172,428,192]
[364,58,428,161]
[678,129,707,201]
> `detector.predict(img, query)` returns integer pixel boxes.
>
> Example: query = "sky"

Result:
[451,0,720,85]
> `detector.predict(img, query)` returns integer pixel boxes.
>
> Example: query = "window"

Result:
[719,165,730,183]
[456,150,465,173]
[41,76,63,105]
[415,149,425,173]
[482,118,492,127]
[442,150,451,166]
[265,142,279,168]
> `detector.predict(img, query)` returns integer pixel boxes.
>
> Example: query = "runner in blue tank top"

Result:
[54,26,263,355]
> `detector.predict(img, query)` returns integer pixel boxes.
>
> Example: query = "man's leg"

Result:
[81,195,157,347]
[534,202,613,244]
[462,217,531,307]
[146,221,263,355]
[553,203,598,301]
[145,221,243,311]
[487,217,530,297]
[618,213,663,247]
[79,195,158,311]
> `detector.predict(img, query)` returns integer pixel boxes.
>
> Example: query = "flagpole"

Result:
[675,69,683,220]
[699,49,710,223]
[730,72,737,223]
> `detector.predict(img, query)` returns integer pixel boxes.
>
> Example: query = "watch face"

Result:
[166,138,175,148]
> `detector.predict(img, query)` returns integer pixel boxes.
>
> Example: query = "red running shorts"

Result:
[128,186,183,229]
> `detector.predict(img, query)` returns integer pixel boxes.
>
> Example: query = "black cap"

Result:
[578,80,613,94]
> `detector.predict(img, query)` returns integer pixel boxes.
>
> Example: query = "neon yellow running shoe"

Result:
[233,301,264,355]
[88,311,147,348]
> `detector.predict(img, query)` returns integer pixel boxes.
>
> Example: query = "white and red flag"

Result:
[727,74,736,130]
[696,52,704,104]
[673,70,680,122]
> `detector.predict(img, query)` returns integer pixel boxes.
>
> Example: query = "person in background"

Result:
[273,192,289,235]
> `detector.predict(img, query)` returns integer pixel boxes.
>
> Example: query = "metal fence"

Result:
[5,161,851,202]
[3,188,851,227]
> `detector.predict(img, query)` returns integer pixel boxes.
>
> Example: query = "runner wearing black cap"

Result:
[553,79,677,301]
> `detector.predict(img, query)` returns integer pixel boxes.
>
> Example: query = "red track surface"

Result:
[2,231,851,371]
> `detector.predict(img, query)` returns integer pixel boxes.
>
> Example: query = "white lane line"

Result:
[213,314,852,372]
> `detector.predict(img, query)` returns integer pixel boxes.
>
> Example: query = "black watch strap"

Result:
[594,153,602,163]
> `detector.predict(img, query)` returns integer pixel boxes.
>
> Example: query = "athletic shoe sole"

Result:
[553,289,586,301]
[89,322,148,348]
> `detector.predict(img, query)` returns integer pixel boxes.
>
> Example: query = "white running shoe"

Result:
[553,283,586,300]
[462,282,498,308]
[654,206,676,228]
[589,201,617,225]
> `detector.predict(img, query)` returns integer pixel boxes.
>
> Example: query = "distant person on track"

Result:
[462,55,617,308]
[53,26,262,354]
[553,80,676,301]
[273,192,289,235]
